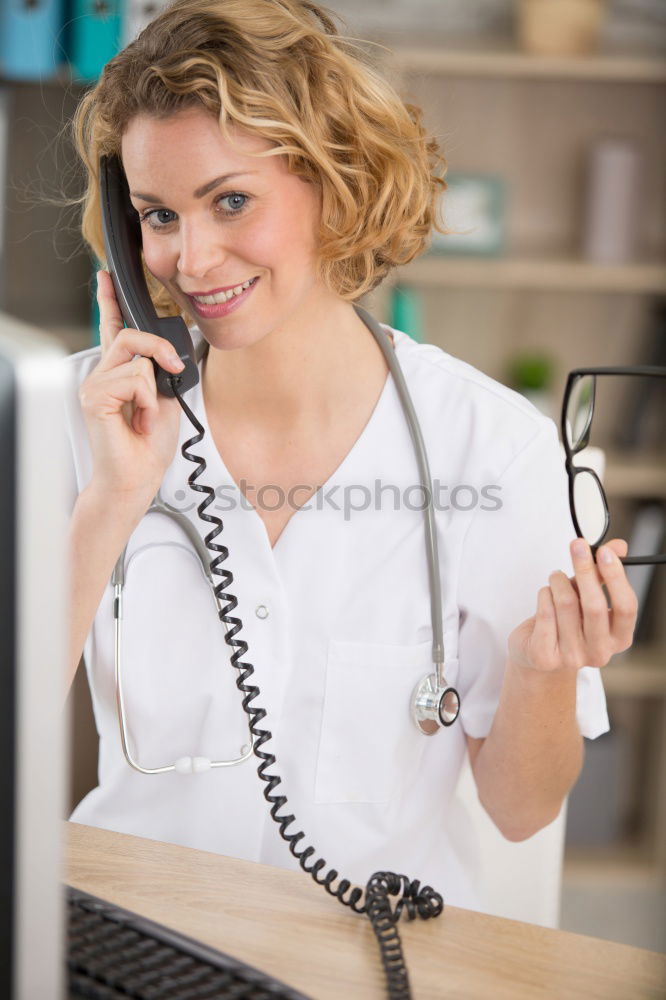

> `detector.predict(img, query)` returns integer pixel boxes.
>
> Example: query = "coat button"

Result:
[255,604,269,620]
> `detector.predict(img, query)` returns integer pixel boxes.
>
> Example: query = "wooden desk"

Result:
[65,823,665,1000]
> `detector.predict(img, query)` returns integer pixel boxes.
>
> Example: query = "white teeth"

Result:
[192,278,255,305]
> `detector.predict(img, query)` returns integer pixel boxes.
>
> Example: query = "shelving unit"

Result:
[378,39,666,891]
[603,648,666,697]
[388,40,666,83]
[0,79,91,330]
[604,451,666,499]
[393,256,666,294]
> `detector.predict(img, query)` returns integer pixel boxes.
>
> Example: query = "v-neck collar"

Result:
[179,328,404,555]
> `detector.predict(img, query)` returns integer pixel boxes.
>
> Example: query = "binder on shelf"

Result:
[625,503,665,640]
[614,298,666,451]
[0,0,66,81]
[0,87,8,258]
[122,0,170,45]
[67,0,121,82]
[390,285,424,343]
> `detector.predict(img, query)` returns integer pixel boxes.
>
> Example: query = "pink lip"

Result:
[187,277,259,319]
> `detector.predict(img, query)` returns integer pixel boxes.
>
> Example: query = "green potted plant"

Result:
[508,351,556,418]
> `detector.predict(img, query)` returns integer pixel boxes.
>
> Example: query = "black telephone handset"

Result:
[99,154,199,398]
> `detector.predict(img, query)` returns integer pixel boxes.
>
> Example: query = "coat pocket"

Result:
[314,639,432,804]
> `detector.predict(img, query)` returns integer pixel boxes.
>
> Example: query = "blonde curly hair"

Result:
[72,0,447,311]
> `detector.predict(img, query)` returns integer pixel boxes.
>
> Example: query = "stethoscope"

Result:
[111,306,461,776]
[112,492,255,775]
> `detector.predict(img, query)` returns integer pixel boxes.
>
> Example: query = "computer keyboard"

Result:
[66,885,311,1000]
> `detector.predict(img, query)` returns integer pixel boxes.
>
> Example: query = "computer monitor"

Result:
[0,313,69,1000]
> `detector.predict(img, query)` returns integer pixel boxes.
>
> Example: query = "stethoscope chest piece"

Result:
[411,673,461,735]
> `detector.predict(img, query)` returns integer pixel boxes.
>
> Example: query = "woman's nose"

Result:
[177,220,227,279]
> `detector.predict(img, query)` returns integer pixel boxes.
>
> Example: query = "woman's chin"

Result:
[194,320,267,354]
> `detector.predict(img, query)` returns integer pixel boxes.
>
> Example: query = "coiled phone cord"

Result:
[172,382,444,1000]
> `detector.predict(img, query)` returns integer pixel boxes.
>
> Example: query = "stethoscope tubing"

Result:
[111,311,459,772]
[113,509,255,774]
[355,307,446,683]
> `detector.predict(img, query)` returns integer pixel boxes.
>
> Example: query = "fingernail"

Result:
[572,539,588,559]
[599,547,614,565]
[164,351,184,370]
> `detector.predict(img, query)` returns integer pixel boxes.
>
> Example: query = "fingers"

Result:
[97,327,186,379]
[605,537,628,559]
[80,356,160,433]
[96,270,185,376]
[519,537,637,674]
[548,569,586,670]
[96,270,125,353]
[569,539,612,667]
[85,274,186,443]
[593,541,638,652]
[550,537,637,670]
[529,587,559,670]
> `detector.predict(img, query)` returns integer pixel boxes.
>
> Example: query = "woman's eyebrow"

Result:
[131,171,258,203]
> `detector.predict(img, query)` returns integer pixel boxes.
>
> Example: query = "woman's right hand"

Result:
[79,269,188,505]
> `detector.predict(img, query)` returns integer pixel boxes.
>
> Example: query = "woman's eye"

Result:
[139,193,249,231]
[139,208,176,230]
[218,192,249,215]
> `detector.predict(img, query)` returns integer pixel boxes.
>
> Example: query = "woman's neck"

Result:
[201,296,388,430]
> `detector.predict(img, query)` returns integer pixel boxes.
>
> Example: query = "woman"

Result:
[66,0,637,910]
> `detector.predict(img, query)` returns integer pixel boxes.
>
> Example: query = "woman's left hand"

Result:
[508,538,638,673]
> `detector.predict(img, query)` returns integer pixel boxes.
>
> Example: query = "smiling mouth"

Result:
[186,277,258,305]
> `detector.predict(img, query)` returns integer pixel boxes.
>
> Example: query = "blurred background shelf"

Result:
[395,257,666,293]
[602,647,666,697]
[564,844,663,885]
[389,41,666,82]
[604,453,666,499]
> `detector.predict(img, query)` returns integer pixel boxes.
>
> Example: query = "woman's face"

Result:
[121,107,326,351]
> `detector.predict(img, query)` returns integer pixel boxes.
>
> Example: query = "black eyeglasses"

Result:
[561,366,666,566]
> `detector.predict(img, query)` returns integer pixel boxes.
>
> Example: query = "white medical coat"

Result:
[65,324,609,909]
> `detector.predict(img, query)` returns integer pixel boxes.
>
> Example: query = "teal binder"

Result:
[389,286,425,343]
[90,276,100,347]
[68,0,121,82]
[0,0,66,80]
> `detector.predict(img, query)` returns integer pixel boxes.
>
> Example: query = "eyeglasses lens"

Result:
[566,375,595,450]
[573,470,607,546]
